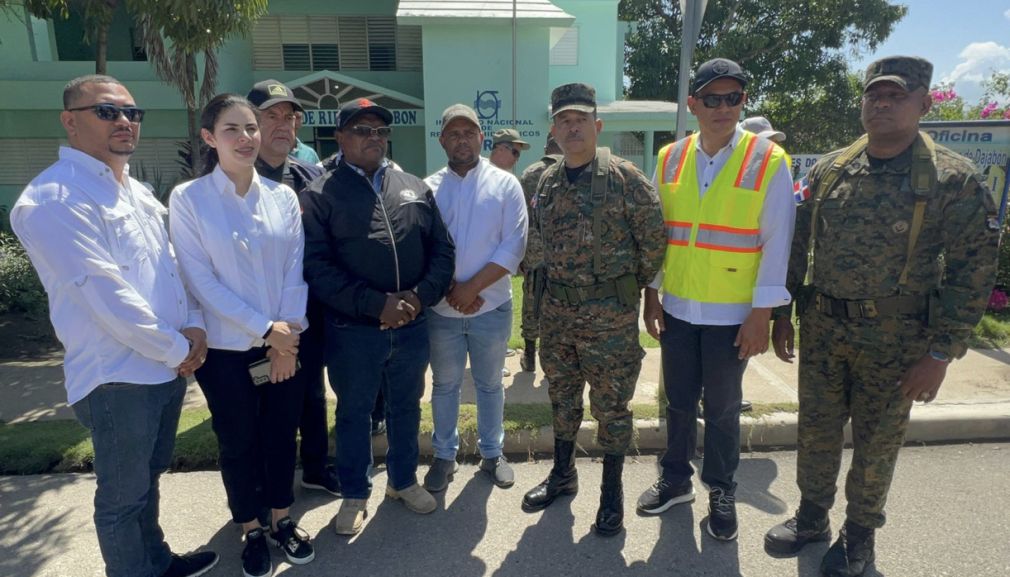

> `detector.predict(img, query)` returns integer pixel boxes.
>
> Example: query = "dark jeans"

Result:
[659,313,747,491]
[195,347,305,523]
[71,377,186,577]
[326,315,429,499]
[299,311,387,476]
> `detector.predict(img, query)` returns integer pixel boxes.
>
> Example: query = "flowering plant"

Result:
[988,288,1008,313]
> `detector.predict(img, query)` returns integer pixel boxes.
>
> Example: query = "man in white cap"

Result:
[739,116,786,144]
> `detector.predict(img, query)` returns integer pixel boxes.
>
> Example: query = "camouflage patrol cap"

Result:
[551,83,597,117]
[864,56,933,92]
[492,128,531,150]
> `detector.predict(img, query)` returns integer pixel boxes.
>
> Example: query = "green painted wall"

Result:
[550,0,620,102]
[418,22,551,176]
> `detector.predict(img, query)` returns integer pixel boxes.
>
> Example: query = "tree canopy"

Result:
[619,0,907,153]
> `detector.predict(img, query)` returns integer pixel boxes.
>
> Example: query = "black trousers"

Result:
[196,347,305,524]
[659,313,747,492]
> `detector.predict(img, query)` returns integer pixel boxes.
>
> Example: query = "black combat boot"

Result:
[764,499,832,555]
[522,438,578,512]
[593,453,625,536]
[820,520,875,577]
[520,339,537,372]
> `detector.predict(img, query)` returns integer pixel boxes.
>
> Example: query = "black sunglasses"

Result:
[496,143,520,158]
[698,92,745,109]
[350,125,392,138]
[66,103,146,123]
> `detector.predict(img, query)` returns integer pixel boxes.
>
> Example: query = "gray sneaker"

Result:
[480,456,515,488]
[423,458,458,492]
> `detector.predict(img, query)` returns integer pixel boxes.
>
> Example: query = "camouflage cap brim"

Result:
[551,103,596,117]
[864,75,913,92]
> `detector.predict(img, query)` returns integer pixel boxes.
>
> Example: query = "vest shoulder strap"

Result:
[659,136,693,184]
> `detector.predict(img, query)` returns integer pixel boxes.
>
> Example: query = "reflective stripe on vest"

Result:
[656,132,785,303]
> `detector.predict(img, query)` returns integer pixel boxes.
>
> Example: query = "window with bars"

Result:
[252,15,422,72]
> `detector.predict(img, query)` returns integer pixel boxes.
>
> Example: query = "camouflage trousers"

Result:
[797,305,928,529]
[540,294,644,454]
[520,271,539,341]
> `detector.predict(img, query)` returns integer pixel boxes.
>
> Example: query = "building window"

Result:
[252,15,421,72]
[550,26,579,66]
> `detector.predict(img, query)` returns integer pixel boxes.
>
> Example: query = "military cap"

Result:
[337,97,393,130]
[492,129,530,150]
[863,56,933,92]
[247,79,304,112]
[691,58,748,94]
[551,83,597,117]
[441,103,481,130]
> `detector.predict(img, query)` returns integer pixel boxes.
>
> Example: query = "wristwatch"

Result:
[929,350,951,363]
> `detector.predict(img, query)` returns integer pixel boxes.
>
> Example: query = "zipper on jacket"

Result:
[374,179,401,291]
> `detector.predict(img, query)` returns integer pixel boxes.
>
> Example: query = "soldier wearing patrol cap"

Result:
[764,56,1000,576]
[520,82,665,537]
[489,128,530,171]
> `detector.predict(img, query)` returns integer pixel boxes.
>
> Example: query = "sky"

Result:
[851,1,1010,104]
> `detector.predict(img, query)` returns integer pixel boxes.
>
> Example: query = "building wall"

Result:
[549,0,620,102]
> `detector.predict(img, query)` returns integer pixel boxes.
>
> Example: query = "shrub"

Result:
[0,232,48,315]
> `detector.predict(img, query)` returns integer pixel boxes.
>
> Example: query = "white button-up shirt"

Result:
[651,127,795,325]
[425,158,528,318]
[10,147,203,405]
[169,166,308,350]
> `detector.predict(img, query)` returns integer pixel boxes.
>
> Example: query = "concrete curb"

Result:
[372,401,1010,459]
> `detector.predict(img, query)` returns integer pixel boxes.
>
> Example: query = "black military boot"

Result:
[820,520,875,577]
[522,438,578,512]
[764,499,832,555]
[593,453,625,536]
[520,339,537,372]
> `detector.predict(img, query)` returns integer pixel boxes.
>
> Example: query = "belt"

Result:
[813,292,927,320]
[546,279,618,306]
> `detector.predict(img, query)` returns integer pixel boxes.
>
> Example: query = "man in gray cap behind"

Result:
[489,128,530,172]
[764,55,999,576]
[520,82,665,537]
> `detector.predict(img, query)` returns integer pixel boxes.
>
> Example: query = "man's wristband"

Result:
[262,322,274,340]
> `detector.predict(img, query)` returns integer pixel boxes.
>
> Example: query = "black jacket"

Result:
[301,161,455,326]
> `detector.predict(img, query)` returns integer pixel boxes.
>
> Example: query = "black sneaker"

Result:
[268,516,315,565]
[242,528,272,577]
[301,465,342,497]
[706,487,738,541]
[636,477,695,514]
[160,551,219,577]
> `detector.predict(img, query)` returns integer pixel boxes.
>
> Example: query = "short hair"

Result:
[63,74,124,109]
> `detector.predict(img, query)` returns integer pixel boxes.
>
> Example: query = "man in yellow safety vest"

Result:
[636,58,796,542]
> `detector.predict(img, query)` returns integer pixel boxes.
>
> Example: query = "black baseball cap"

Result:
[247,79,304,112]
[337,97,393,130]
[691,58,749,94]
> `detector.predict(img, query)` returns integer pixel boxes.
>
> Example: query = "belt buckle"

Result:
[860,301,878,318]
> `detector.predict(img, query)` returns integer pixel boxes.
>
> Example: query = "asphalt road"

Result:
[1,444,1008,576]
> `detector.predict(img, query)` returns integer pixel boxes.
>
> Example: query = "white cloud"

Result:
[1004,8,1010,21]
[942,41,1010,86]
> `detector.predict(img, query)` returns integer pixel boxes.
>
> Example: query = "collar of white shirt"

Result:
[694,125,745,159]
[210,163,265,203]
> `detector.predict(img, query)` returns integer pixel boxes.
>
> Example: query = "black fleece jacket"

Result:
[301,161,455,326]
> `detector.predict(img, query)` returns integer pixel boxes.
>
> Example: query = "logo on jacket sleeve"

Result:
[793,176,811,204]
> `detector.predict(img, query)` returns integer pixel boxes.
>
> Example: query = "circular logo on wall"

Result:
[474,90,501,121]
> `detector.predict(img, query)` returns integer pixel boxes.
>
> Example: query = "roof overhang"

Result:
[397,0,575,26]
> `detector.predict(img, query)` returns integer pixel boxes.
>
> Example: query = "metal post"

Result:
[675,0,708,140]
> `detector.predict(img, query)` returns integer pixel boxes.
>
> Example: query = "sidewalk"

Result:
[3,346,1009,449]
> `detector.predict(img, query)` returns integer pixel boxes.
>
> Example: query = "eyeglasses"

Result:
[496,143,520,158]
[349,125,392,138]
[697,91,745,109]
[66,103,146,123]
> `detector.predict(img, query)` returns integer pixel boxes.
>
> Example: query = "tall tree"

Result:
[134,0,268,175]
[619,0,906,153]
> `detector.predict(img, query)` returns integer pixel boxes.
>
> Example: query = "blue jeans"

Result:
[428,301,512,460]
[326,315,429,499]
[659,313,746,491]
[72,377,186,577]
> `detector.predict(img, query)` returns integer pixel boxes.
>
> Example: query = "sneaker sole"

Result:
[636,490,696,515]
[300,479,342,497]
[266,536,315,565]
[185,554,220,577]
[706,520,739,541]
[242,565,272,577]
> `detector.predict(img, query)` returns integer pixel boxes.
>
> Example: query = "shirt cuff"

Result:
[929,336,968,360]
[490,249,524,275]
[164,332,191,369]
[648,270,663,291]
[753,286,792,309]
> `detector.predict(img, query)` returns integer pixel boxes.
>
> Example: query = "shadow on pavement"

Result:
[0,476,80,577]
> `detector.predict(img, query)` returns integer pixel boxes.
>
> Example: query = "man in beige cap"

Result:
[489,128,530,171]
[764,55,999,576]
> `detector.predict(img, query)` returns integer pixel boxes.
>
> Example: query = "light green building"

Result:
[0,0,691,210]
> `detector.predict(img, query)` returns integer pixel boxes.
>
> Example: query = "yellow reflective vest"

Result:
[656,131,787,304]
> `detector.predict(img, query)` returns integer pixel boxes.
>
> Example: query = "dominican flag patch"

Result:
[793,176,811,204]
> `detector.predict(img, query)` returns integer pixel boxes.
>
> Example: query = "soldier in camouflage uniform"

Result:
[764,56,1000,576]
[517,136,562,372]
[520,83,666,537]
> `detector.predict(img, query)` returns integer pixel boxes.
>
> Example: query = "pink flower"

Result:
[946,89,957,100]
[1004,109,1010,119]
[988,288,1008,312]
[931,90,947,102]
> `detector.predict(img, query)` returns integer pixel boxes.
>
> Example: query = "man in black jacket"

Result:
[301,98,455,536]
